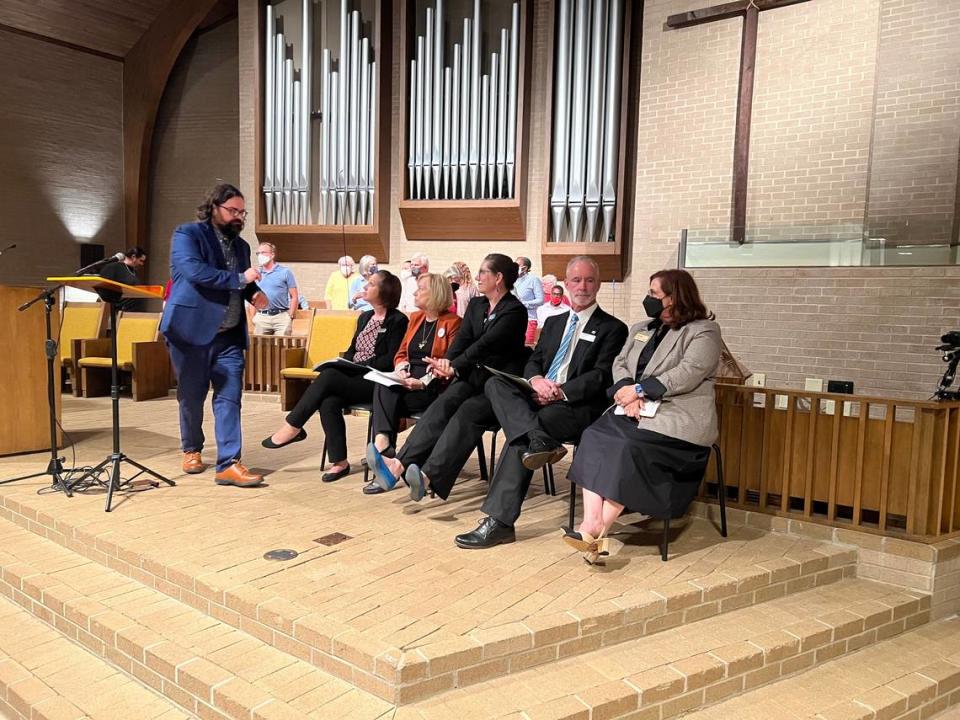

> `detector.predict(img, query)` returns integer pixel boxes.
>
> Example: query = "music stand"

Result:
[48,277,175,512]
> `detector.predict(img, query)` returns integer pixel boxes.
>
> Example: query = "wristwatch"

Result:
[634,383,644,398]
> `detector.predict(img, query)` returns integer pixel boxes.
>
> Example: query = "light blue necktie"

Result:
[546,313,579,381]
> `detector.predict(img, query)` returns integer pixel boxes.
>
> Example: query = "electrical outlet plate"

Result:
[775,394,788,410]
[749,373,766,387]
[804,377,824,392]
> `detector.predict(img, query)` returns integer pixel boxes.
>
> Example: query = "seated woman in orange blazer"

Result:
[363,273,461,494]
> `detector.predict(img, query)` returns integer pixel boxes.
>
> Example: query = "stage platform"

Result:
[0,394,957,720]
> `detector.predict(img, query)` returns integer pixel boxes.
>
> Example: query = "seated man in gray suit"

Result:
[456,256,628,549]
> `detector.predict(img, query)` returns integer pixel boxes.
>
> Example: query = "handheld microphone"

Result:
[0,243,16,255]
[76,252,125,275]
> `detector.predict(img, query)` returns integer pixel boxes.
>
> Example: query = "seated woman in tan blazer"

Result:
[563,269,721,563]
[362,273,462,494]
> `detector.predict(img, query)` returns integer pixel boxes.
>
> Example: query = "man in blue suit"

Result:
[161,183,269,487]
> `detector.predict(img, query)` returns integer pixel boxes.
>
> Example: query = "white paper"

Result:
[613,400,662,421]
[362,369,404,387]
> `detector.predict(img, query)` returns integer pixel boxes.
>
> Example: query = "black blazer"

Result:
[344,308,409,372]
[525,306,628,414]
[447,292,528,387]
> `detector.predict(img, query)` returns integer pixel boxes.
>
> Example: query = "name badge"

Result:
[378,328,387,334]
[438,327,446,338]
[578,332,596,343]
[635,332,651,342]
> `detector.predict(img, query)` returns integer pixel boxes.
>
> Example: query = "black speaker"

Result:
[80,243,105,269]
[827,380,854,394]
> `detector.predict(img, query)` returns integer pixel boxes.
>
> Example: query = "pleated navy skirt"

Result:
[568,412,710,519]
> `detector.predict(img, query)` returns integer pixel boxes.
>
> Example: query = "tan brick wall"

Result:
[0,30,124,285]
[234,0,960,398]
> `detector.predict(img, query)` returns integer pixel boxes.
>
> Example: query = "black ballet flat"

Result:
[261,428,307,449]
[321,464,351,483]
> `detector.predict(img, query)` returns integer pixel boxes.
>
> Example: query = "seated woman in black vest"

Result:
[261,270,407,481]
[562,270,721,563]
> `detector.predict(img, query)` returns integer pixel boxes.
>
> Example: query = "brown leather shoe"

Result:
[214,462,264,488]
[182,452,206,474]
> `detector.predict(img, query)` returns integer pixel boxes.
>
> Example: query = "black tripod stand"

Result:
[68,289,175,511]
[0,285,73,496]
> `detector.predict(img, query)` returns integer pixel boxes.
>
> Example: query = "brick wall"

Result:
[234,0,960,398]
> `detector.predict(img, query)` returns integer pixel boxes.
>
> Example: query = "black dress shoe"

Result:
[261,428,307,449]
[321,464,350,483]
[362,481,386,495]
[521,436,567,471]
[455,517,516,549]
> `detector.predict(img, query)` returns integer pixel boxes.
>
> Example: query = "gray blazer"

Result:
[612,318,722,448]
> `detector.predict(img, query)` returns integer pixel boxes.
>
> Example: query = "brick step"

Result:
[684,617,960,720]
[933,706,960,720]
[0,487,859,704]
[402,577,931,719]
[0,519,394,719]
[0,595,190,720]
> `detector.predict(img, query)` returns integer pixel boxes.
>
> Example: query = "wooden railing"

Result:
[705,385,960,542]
[245,335,306,392]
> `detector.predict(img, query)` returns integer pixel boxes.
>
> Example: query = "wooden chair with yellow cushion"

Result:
[279,310,359,411]
[60,301,108,397]
[76,311,171,401]
[291,308,315,336]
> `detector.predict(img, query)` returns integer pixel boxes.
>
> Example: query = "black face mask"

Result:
[450,282,460,293]
[643,294,664,319]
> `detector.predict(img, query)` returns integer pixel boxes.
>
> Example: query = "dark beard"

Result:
[216,220,242,239]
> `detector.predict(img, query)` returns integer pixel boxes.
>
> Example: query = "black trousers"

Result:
[285,368,372,463]
[371,383,440,448]
[481,375,594,527]
[397,378,497,500]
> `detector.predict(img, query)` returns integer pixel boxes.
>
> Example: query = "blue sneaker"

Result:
[405,464,426,502]
[367,443,398,491]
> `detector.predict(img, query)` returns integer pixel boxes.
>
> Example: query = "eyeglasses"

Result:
[217,204,248,220]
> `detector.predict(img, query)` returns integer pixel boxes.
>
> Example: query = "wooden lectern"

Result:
[0,285,63,456]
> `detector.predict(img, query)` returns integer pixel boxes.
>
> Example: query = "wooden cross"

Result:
[666,0,812,244]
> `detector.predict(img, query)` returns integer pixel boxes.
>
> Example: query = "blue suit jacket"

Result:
[160,221,261,348]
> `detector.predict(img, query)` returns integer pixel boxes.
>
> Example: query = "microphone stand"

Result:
[0,284,73,496]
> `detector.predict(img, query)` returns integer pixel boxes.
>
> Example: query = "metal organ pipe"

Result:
[263,1,377,226]
[549,0,623,243]
[407,1,521,201]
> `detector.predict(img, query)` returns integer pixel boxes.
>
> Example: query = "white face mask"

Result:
[339,264,352,277]
[257,254,271,266]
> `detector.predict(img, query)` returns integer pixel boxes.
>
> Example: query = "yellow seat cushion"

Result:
[78,357,134,371]
[281,367,320,380]
[60,304,104,362]
[114,315,160,366]
[304,312,359,368]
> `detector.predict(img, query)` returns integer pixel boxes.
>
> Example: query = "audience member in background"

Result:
[513,256,544,344]
[161,183,268,487]
[562,269,721,564]
[541,274,570,306]
[349,255,378,311]
[324,255,356,310]
[399,253,429,312]
[100,246,147,311]
[399,260,412,282]
[261,271,407,482]
[452,260,479,318]
[537,285,570,326]
[298,295,310,310]
[367,253,527,502]
[363,273,461,494]
[444,265,462,314]
[455,256,627,548]
[251,242,298,335]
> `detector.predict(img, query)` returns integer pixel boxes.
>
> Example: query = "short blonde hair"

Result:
[418,273,453,314]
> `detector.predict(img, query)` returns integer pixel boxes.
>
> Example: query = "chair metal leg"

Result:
[543,464,556,496]
[477,440,488,482]
[320,437,327,471]
[661,516,670,561]
[568,482,577,529]
[489,431,497,479]
[364,415,373,483]
[713,443,728,537]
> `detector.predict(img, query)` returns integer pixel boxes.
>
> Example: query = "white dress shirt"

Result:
[533,302,599,385]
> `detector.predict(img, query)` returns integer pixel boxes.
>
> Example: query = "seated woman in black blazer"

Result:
[261,270,407,481]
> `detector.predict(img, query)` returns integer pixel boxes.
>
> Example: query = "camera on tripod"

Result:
[934,330,960,401]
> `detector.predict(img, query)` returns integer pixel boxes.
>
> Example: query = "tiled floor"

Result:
[0,394,831,655]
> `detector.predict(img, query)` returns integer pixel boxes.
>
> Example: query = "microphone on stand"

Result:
[75,252,125,275]
[0,243,16,255]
